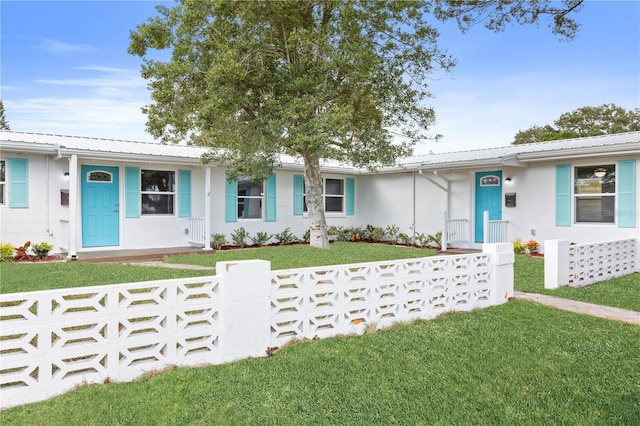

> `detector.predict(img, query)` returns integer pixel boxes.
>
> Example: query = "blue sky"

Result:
[1,1,638,154]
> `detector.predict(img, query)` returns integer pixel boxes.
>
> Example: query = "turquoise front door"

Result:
[475,171,502,242]
[81,166,119,247]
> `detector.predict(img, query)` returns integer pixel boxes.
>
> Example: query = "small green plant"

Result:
[365,225,386,242]
[252,231,271,246]
[327,225,350,242]
[349,226,364,242]
[32,241,54,259]
[230,227,250,248]
[398,233,412,246]
[210,233,227,250]
[385,225,400,244]
[426,231,442,250]
[0,242,15,262]
[302,229,310,242]
[526,239,539,254]
[274,227,298,245]
[513,238,526,254]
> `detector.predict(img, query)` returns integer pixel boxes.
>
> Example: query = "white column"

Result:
[483,242,514,305]
[217,260,271,362]
[67,155,78,259]
[483,210,489,243]
[203,167,212,250]
[442,211,448,251]
[544,239,570,289]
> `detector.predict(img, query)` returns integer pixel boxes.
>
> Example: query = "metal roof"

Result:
[1,130,638,172]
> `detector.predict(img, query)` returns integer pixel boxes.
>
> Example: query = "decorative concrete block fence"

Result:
[0,243,513,410]
[544,238,639,289]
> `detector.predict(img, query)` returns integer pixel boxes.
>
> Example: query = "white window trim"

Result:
[237,178,264,220]
[302,177,346,217]
[573,164,616,225]
[0,160,5,205]
[141,169,176,216]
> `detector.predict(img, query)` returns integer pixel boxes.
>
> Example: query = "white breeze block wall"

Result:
[544,238,639,289]
[0,245,513,410]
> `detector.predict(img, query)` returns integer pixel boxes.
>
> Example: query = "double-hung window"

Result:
[294,175,354,215]
[237,178,263,219]
[141,170,175,215]
[574,165,615,223]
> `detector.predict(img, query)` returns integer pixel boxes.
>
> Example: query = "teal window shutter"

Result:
[617,160,636,228]
[8,158,28,208]
[225,179,238,222]
[125,167,141,218]
[293,174,304,215]
[265,174,277,222]
[555,164,571,226]
[346,177,355,216]
[178,169,192,218]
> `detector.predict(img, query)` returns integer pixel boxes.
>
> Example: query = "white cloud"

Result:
[39,38,95,54]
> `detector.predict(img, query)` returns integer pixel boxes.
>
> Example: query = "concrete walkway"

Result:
[513,291,640,326]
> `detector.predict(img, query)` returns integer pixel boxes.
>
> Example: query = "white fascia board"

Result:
[517,143,640,163]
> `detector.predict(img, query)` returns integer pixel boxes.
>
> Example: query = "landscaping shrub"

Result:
[210,233,227,250]
[230,227,250,247]
[385,225,400,244]
[32,242,54,259]
[274,227,298,245]
[0,242,15,262]
[252,231,271,246]
[513,238,526,254]
[364,225,385,242]
[526,239,539,254]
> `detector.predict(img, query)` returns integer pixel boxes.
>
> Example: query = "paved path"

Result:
[513,291,640,325]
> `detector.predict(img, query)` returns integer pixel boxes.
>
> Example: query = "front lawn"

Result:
[514,255,640,312]
[164,241,437,269]
[2,301,638,425]
[0,262,213,294]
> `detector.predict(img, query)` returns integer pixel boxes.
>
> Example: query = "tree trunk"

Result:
[303,154,330,249]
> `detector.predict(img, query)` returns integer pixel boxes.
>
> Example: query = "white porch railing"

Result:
[442,212,469,250]
[545,238,639,289]
[0,244,514,410]
[483,211,509,243]
[188,217,207,246]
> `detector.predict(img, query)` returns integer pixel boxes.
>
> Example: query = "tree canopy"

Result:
[512,103,640,144]
[0,100,10,131]
[129,0,585,248]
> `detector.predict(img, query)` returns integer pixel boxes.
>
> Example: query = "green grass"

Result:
[2,301,639,425]
[0,262,213,294]
[164,241,437,269]
[514,255,640,312]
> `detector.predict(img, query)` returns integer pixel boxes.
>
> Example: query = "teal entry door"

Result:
[81,165,119,247]
[475,171,502,242]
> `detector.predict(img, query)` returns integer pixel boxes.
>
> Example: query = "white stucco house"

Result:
[0,130,638,258]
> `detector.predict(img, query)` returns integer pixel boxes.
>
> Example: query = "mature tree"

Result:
[434,0,584,40]
[129,0,585,248]
[513,104,640,144]
[0,100,10,130]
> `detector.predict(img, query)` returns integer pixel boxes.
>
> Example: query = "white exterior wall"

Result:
[502,155,640,252]
[0,154,70,251]
[207,169,360,241]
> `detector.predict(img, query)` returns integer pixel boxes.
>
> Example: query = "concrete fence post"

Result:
[544,240,570,289]
[483,211,489,243]
[633,236,640,273]
[217,260,271,363]
[483,243,514,305]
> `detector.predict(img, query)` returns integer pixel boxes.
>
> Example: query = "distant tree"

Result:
[0,100,10,130]
[513,104,640,144]
[130,0,586,248]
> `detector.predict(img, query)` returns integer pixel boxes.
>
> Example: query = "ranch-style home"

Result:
[0,130,638,258]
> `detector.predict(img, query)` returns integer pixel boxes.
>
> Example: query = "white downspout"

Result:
[68,155,78,259]
[203,167,212,250]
